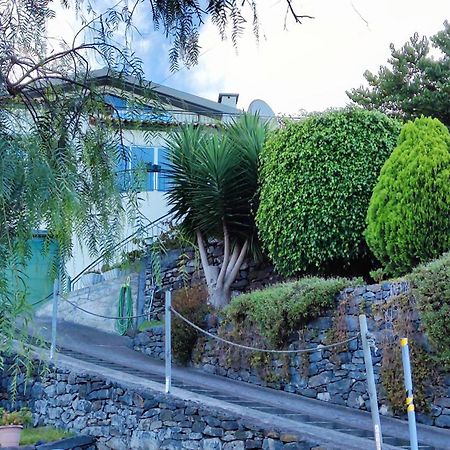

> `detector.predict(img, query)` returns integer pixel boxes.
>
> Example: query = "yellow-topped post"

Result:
[400,337,419,450]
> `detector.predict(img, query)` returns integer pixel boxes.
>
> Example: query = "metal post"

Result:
[50,278,59,360]
[165,290,172,393]
[359,314,383,450]
[400,338,419,450]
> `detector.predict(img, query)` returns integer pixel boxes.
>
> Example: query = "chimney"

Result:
[218,93,239,108]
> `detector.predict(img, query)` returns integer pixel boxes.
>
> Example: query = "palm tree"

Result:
[166,114,267,308]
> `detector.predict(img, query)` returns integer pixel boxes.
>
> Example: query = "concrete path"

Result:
[31,318,450,450]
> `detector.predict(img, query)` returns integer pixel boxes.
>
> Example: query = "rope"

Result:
[62,296,163,320]
[30,293,52,307]
[171,307,359,354]
[115,283,134,335]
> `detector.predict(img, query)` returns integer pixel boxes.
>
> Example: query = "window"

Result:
[131,146,155,191]
[116,146,172,192]
[156,147,172,192]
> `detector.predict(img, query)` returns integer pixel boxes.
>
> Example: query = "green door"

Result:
[7,233,60,307]
[26,235,59,307]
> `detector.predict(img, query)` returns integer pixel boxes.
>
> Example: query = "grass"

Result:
[138,319,164,332]
[20,426,74,445]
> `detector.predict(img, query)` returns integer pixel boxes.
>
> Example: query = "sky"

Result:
[48,0,449,116]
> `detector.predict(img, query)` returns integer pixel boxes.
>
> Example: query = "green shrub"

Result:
[171,285,209,364]
[225,276,357,347]
[366,117,450,274]
[409,252,450,368]
[257,108,400,277]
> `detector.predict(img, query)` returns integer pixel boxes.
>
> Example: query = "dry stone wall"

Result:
[144,244,280,323]
[0,364,321,450]
[134,281,450,429]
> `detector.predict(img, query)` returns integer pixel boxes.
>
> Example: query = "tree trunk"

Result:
[196,228,248,309]
[208,285,231,309]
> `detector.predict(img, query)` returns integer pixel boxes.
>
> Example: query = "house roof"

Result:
[90,68,242,117]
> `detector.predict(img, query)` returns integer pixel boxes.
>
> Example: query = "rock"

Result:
[262,438,283,450]
[435,398,450,408]
[106,437,128,450]
[245,440,262,449]
[345,316,359,332]
[204,426,225,437]
[188,432,203,440]
[317,392,330,402]
[192,421,206,433]
[327,379,352,395]
[435,414,450,428]
[130,431,159,450]
[222,421,239,431]
[202,438,223,450]
[87,389,110,401]
[298,388,317,398]
[224,442,245,450]
[183,441,202,449]
[280,434,298,443]
[379,404,393,417]
[134,332,151,346]
[347,391,365,409]
[308,372,332,388]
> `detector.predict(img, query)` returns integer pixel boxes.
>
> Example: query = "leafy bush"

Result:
[225,276,356,347]
[0,407,32,426]
[409,252,450,368]
[366,117,450,274]
[257,108,400,277]
[171,285,209,364]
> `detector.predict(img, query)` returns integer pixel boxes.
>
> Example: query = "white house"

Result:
[66,69,244,280]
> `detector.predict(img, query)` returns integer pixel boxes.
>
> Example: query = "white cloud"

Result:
[177,0,449,114]
[45,0,448,115]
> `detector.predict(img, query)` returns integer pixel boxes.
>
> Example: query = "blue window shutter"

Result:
[116,145,131,192]
[130,146,155,191]
[157,147,172,192]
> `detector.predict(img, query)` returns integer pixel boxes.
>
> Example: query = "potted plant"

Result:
[80,270,104,287]
[0,407,32,447]
[101,262,122,280]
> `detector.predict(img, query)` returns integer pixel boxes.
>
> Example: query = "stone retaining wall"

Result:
[134,281,450,429]
[144,245,280,324]
[0,365,321,450]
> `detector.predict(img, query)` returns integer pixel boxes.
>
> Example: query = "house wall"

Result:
[36,273,139,334]
[65,129,170,280]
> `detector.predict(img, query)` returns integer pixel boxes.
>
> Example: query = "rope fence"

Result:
[170,306,360,354]
[49,293,359,354]
[62,296,163,320]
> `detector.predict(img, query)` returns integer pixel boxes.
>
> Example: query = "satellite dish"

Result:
[247,99,275,118]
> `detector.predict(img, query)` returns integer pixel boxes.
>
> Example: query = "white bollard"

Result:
[359,314,383,450]
[165,290,172,393]
[50,278,59,361]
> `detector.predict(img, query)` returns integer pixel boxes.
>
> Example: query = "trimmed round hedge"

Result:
[256,109,401,276]
[365,117,450,275]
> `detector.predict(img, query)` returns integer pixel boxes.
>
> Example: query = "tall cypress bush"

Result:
[366,117,450,274]
[257,108,400,276]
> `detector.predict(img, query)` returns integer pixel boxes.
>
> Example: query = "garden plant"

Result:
[257,108,401,277]
[166,114,267,308]
[366,117,450,275]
